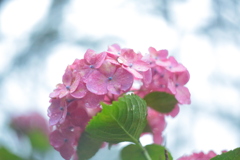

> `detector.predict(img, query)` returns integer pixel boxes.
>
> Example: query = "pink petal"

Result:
[49,88,61,98]
[123,66,143,79]
[177,151,217,160]
[142,54,156,67]
[67,101,90,128]
[50,130,65,148]
[59,89,69,99]
[84,49,106,68]
[120,49,135,63]
[62,66,73,87]
[155,59,171,67]
[142,69,152,86]
[98,61,117,77]
[147,108,166,145]
[48,98,67,126]
[86,70,108,95]
[176,86,191,104]
[84,49,96,64]
[132,60,150,71]
[106,55,120,66]
[113,67,134,92]
[167,80,177,94]
[59,144,74,160]
[95,51,107,68]
[164,57,187,73]
[71,82,87,99]
[83,92,104,108]
[158,50,168,59]
[107,44,121,54]
[148,47,157,55]
[107,81,121,95]
[148,47,168,60]
[69,73,81,93]
[166,104,179,118]
[153,131,164,145]
[169,63,187,73]
[175,70,190,85]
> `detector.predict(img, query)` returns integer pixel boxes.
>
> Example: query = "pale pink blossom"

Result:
[50,66,87,99]
[157,56,187,73]
[168,70,191,104]
[177,151,217,160]
[65,101,90,129]
[50,126,81,160]
[148,47,168,60]
[48,98,67,126]
[118,48,150,78]
[147,108,166,145]
[86,61,133,95]
[73,50,107,81]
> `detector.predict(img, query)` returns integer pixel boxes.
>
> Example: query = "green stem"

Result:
[135,140,152,160]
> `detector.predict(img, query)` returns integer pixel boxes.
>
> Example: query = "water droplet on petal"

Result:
[117,57,123,64]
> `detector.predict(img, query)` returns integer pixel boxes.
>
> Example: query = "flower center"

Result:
[66,86,70,90]
[108,77,113,81]
[129,63,133,68]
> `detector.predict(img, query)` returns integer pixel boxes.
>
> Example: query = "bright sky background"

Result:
[0,0,240,159]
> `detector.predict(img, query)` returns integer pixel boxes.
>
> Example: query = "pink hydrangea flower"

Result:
[73,49,107,81]
[141,69,152,86]
[107,43,121,55]
[148,47,168,60]
[165,104,180,118]
[118,48,150,78]
[177,151,217,160]
[47,44,191,160]
[65,101,90,129]
[168,70,191,104]
[11,112,49,136]
[147,108,166,145]
[50,125,82,160]
[48,98,67,126]
[157,56,186,73]
[79,91,104,108]
[86,61,133,95]
[150,67,171,92]
[50,66,87,99]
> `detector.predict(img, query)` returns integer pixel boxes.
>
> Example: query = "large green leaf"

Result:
[0,147,23,160]
[86,94,147,144]
[77,132,103,160]
[144,92,178,113]
[121,144,173,160]
[211,148,240,160]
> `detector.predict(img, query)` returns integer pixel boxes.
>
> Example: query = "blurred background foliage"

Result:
[0,0,239,159]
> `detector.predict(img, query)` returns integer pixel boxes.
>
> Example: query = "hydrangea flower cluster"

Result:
[177,150,217,160]
[11,112,49,137]
[48,44,190,160]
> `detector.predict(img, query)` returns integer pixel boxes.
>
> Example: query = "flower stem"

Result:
[135,140,152,160]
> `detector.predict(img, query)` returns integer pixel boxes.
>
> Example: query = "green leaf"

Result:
[121,144,173,160]
[28,130,50,152]
[211,148,240,160]
[77,132,103,160]
[86,94,147,144]
[142,123,152,133]
[0,147,23,160]
[144,92,178,113]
